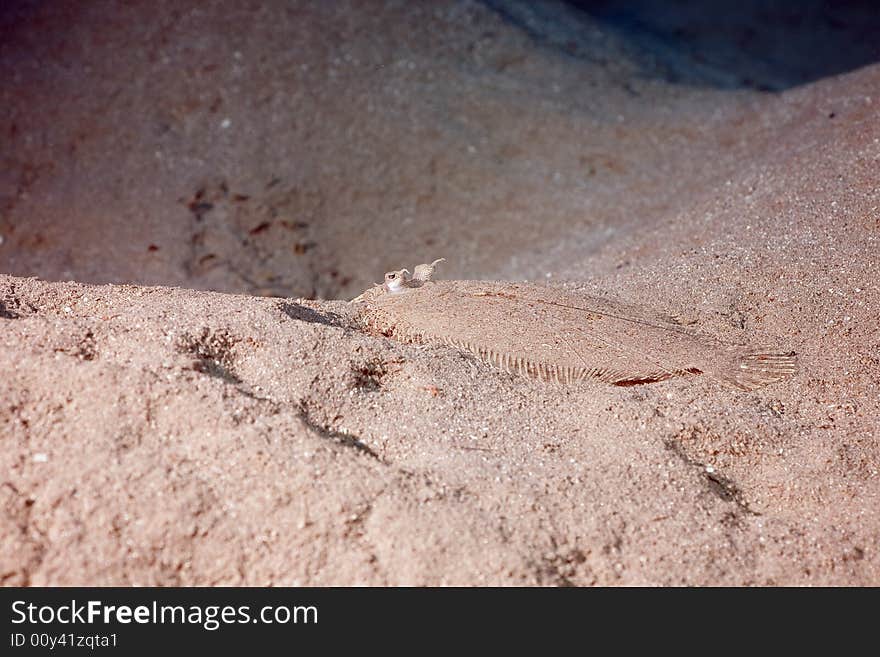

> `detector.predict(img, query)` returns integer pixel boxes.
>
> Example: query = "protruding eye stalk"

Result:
[383,268,411,293]
[351,259,445,302]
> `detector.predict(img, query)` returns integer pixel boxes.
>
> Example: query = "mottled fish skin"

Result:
[353,274,797,390]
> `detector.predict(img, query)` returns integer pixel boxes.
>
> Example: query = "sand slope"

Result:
[2,216,877,585]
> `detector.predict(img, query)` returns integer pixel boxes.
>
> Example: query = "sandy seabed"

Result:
[1,1,878,585]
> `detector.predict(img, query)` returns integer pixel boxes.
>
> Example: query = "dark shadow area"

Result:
[174,328,243,385]
[277,301,352,330]
[298,403,381,460]
[0,0,41,30]
[0,300,18,319]
[488,0,880,90]
[664,439,759,515]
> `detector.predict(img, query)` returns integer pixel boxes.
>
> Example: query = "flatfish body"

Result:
[355,280,797,390]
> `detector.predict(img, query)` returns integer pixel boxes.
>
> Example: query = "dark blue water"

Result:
[485,0,880,90]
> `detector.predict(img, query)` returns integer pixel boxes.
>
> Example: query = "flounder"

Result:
[352,260,797,390]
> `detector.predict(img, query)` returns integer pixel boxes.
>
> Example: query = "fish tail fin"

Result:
[709,348,798,390]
